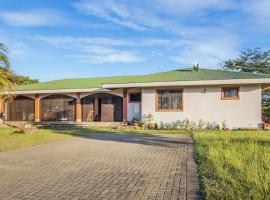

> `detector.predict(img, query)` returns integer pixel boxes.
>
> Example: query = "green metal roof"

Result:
[17,68,270,91]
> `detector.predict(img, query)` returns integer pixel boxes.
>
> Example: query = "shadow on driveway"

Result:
[44,126,192,147]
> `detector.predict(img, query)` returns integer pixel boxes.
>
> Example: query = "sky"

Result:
[0,0,270,82]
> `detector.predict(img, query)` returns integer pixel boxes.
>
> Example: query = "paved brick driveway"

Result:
[0,133,200,200]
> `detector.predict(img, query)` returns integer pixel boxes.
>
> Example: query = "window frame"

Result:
[221,87,240,100]
[155,89,184,112]
[129,92,142,103]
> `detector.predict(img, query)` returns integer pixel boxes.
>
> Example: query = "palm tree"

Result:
[0,43,10,70]
[0,43,15,101]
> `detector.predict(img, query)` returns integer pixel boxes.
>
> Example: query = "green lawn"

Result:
[0,128,74,153]
[193,131,270,199]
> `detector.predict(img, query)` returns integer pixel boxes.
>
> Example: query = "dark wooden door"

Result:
[113,96,123,122]
[82,94,123,122]
[8,96,34,121]
[82,96,94,122]
[101,97,114,122]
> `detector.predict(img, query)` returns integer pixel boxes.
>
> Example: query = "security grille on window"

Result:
[156,90,183,111]
[129,93,141,102]
[222,87,239,100]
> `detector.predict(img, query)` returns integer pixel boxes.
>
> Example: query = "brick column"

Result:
[34,94,40,122]
[123,88,128,122]
[76,93,82,122]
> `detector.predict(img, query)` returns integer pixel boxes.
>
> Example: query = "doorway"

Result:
[82,94,123,122]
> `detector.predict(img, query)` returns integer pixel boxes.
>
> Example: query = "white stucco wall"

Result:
[141,85,262,129]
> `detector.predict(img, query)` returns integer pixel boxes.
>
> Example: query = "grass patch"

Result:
[47,126,190,135]
[193,131,270,199]
[0,128,73,153]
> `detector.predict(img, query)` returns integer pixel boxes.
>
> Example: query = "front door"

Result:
[101,97,114,122]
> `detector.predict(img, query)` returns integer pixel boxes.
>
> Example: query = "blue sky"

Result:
[0,0,270,81]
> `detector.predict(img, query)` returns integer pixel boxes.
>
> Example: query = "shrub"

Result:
[138,120,145,128]
[198,119,205,130]
[157,119,227,131]
[182,118,190,130]
[174,120,183,130]
[154,123,158,129]
[143,113,154,129]
[143,113,154,123]
[131,117,140,125]
[222,120,228,130]
[216,124,220,130]
[190,121,197,130]
[160,121,165,129]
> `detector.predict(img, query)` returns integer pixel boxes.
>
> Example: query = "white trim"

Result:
[103,78,270,88]
[10,88,110,95]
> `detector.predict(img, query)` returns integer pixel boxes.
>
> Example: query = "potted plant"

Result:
[138,120,145,129]
[144,113,154,129]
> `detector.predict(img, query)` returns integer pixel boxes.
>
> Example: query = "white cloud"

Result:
[170,34,238,68]
[72,0,148,30]
[69,52,143,63]
[72,0,237,33]
[35,35,172,48]
[35,35,147,63]
[242,0,270,23]
[152,0,236,16]
[72,0,181,31]
[35,32,239,66]
[70,0,270,42]
[0,9,67,26]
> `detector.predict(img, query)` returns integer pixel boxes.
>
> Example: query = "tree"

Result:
[0,70,15,98]
[221,47,270,73]
[13,75,39,85]
[0,43,10,70]
[0,43,39,104]
[0,43,15,100]
[221,47,270,120]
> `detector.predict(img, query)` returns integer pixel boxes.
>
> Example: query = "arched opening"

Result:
[41,94,76,122]
[8,96,34,121]
[82,93,123,122]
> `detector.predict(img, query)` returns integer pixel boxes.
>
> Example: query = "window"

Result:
[221,87,239,100]
[129,93,141,103]
[156,89,183,111]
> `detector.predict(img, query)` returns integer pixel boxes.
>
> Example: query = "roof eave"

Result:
[8,88,110,95]
[103,78,270,89]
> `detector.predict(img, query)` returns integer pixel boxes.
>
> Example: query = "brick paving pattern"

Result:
[0,133,200,200]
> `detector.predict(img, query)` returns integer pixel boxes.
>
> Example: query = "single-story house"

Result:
[1,68,270,129]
